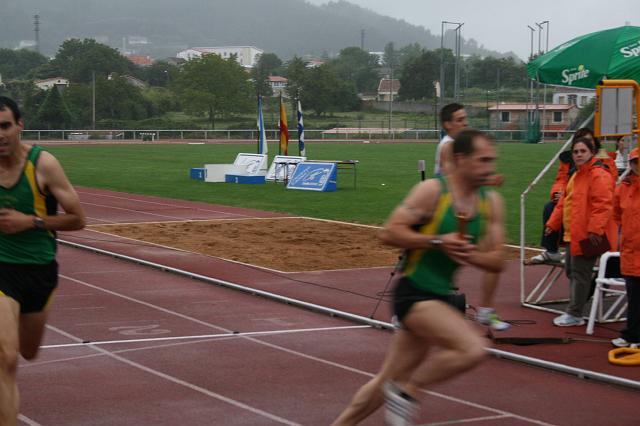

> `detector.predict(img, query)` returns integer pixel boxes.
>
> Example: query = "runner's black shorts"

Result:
[0,260,58,314]
[393,277,461,324]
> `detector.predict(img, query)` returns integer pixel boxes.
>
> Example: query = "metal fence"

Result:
[21,128,577,143]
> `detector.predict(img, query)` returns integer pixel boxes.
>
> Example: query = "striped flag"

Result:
[279,96,289,155]
[297,100,305,156]
[257,96,267,154]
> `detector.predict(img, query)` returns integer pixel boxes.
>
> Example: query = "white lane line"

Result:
[40,325,370,349]
[46,324,300,426]
[85,215,114,223]
[18,414,42,426]
[58,273,557,426]
[79,201,187,220]
[422,414,511,425]
[76,190,251,218]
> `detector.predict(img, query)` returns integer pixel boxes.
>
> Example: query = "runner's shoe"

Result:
[476,307,511,331]
[384,381,418,426]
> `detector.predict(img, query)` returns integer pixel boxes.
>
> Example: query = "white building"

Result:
[35,77,69,91]
[176,46,263,68]
[268,76,288,97]
[552,87,596,109]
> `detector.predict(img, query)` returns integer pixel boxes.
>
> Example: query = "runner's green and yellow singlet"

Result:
[401,177,490,295]
[0,146,57,264]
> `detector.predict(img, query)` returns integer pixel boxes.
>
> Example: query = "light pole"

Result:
[92,70,96,130]
[527,25,536,124]
[536,21,549,136]
[440,21,463,103]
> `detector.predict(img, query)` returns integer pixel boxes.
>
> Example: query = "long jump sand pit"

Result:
[88,218,401,272]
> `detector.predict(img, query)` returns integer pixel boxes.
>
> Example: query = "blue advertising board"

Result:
[286,162,337,192]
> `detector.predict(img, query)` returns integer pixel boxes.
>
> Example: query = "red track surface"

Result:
[17,187,640,425]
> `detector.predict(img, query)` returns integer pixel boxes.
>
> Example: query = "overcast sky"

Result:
[306,0,637,59]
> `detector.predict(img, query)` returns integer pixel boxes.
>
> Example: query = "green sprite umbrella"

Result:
[527,26,640,89]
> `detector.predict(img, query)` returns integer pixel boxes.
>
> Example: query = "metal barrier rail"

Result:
[22,128,577,142]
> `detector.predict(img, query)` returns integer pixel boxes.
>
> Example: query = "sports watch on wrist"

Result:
[430,237,443,248]
[33,216,46,230]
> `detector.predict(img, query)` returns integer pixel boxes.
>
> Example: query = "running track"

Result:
[17,187,639,425]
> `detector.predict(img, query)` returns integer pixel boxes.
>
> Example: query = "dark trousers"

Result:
[621,276,640,343]
[541,201,561,252]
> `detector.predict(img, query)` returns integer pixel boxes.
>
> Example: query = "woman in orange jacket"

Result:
[612,148,640,347]
[545,137,617,327]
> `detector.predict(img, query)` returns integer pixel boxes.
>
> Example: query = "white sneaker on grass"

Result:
[384,381,418,426]
[476,307,511,331]
[552,313,585,327]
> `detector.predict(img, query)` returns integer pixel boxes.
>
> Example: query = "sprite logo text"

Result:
[561,65,590,85]
[620,40,640,58]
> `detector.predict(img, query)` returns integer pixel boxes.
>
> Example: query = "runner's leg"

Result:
[402,300,487,398]
[0,297,21,426]
[331,328,428,426]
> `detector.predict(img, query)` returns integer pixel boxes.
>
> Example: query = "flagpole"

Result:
[278,95,282,156]
[257,95,260,154]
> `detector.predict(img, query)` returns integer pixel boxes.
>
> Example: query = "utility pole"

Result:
[537,21,549,136]
[454,23,464,101]
[388,69,394,137]
[360,29,365,51]
[33,14,40,54]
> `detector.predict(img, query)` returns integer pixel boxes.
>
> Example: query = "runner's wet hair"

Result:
[453,129,491,156]
[0,96,21,123]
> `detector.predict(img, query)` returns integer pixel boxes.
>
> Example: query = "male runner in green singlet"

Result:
[0,97,85,425]
[332,130,506,426]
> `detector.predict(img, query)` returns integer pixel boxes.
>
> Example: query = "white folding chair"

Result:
[586,251,627,335]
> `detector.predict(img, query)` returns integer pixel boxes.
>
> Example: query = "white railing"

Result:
[21,128,577,142]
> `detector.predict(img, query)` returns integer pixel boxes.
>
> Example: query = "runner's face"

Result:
[461,136,497,187]
[0,108,22,158]
[444,109,468,138]
[572,142,593,167]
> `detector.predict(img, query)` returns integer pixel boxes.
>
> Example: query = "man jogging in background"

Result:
[332,129,506,426]
[0,96,86,425]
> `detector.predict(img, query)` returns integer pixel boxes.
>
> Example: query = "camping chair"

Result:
[586,251,627,335]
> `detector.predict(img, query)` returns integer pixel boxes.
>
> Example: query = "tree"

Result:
[141,61,180,87]
[327,47,379,93]
[466,56,527,89]
[303,65,359,116]
[251,52,283,96]
[175,54,253,128]
[383,42,399,70]
[33,87,73,129]
[284,56,307,100]
[47,39,134,83]
[397,43,424,67]
[398,50,440,100]
[0,49,48,80]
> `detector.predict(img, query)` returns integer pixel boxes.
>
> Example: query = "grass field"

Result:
[46,141,565,246]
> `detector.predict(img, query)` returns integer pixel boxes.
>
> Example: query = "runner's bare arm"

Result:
[467,191,505,273]
[35,151,85,231]
[378,179,441,249]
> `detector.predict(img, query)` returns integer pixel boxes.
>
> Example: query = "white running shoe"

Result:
[611,337,640,348]
[527,251,564,265]
[476,307,511,331]
[384,381,418,426]
[553,313,585,327]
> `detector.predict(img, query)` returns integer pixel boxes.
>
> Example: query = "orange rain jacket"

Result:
[614,173,640,276]
[546,157,617,256]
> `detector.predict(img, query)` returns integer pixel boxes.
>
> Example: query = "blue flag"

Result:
[297,100,305,156]
[257,96,267,154]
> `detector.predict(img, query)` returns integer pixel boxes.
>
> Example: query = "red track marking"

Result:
[17,247,639,425]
